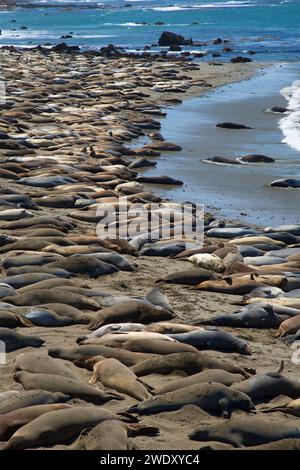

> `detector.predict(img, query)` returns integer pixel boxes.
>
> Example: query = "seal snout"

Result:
[76,336,87,344]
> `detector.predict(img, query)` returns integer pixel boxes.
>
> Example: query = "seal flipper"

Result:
[117,411,139,423]
[128,424,160,437]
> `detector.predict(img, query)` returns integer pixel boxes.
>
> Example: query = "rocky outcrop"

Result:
[158,32,193,47]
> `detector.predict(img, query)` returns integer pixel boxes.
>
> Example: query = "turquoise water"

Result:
[0,0,299,61]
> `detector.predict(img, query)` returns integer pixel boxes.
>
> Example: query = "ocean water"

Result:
[0,0,299,63]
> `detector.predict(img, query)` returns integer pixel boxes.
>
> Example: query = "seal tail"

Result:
[16,314,34,327]
[261,406,287,414]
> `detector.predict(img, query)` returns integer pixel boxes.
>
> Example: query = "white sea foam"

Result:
[280,80,300,152]
[152,1,256,11]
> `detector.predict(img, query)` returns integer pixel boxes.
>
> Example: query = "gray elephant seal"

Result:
[131,352,253,378]
[168,330,251,355]
[106,338,199,355]
[0,273,58,289]
[0,390,70,415]
[48,256,118,277]
[232,372,300,400]
[156,369,244,394]
[2,254,62,269]
[156,268,219,285]
[127,382,254,416]
[0,311,32,328]
[0,328,44,352]
[3,406,132,450]
[0,403,73,441]
[21,308,74,327]
[14,371,122,405]
[88,357,151,401]
[189,417,300,447]
[88,301,174,330]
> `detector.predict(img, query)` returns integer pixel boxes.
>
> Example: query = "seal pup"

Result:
[87,357,151,400]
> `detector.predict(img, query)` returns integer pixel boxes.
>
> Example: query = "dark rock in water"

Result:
[204,156,241,165]
[144,45,151,51]
[213,38,223,44]
[169,44,182,52]
[248,50,257,55]
[270,178,300,188]
[155,22,165,25]
[216,122,252,130]
[271,106,288,113]
[212,53,222,57]
[231,56,252,63]
[51,43,80,53]
[158,31,193,47]
[223,47,233,52]
[20,26,28,30]
[61,35,73,39]
[100,44,123,56]
[239,154,275,163]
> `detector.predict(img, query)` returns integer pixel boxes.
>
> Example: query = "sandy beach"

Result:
[0,46,300,452]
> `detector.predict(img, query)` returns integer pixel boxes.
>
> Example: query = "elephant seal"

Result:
[2,254,62,269]
[48,256,118,277]
[146,287,174,312]
[88,301,174,330]
[264,224,300,236]
[216,122,252,130]
[156,369,244,394]
[146,322,202,335]
[71,420,158,450]
[0,328,44,352]
[17,278,75,294]
[232,371,300,400]
[48,345,156,368]
[3,406,132,450]
[13,352,80,380]
[203,156,241,165]
[270,178,300,188]
[106,338,199,355]
[0,403,73,441]
[238,154,275,163]
[87,357,151,401]
[189,417,300,447]
[0,273,58,289]
[195,277,277,295]
[156,268,219,286]
[188,254,225,273]
[36,303,93,324]
[4,288,100,310]
[14,371,122,404]
[74,252,135,272]
[127,382,255,417]
[77,323,147,343]
[206,227,257,238]
[200,304,285,329]
[168,330,251,355]
[262,398,300,417]
[6,266,70,278]
[131,352,253,378]
[0,391,70,415]
[20,308,73,327]
[274,314,300,337]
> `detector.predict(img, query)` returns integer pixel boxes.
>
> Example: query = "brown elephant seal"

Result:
[232,371,300,401]
[0,328,44,352]
[127,382,255,417]
[14,371,122,404]
[4,288,100,310]
[17,278,75,294]
[0,391,70,415]
[0,237,74,254]
[195,277,275,295]
[48,345,156,368]
[0,311,33,328]
[146,322,202,335]
[3,406,133,450]
[39,303,93,324]
[80,331,175,346]
[0,273,58,289]
[13,352,80,380]
[155,268,219,286]
[2,254,62,269]
[189,417,300,447]
[88,301,174,330]
[274,314,300,337]
[156,369,245,394]
[131,352,253,378]
[72,420,158,450]
[87,357,151,401]
[1,216,74,231]
[106,338,199,355]
[236,438,300,450]
[0,403,73,441]
[262,398,300,417]
[48,256,118,277]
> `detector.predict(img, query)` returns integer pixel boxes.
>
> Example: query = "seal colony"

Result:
[0,46,300,451]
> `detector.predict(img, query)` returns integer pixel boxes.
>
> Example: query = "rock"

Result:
[223,47,233,52]
[213,38,223,44]
[51,43,80,53]
[212,53,222,57]
[239,154,275,163]
[169,45,182,52]
[216,122,252,130]
[60,35,73,39]
[158,31,193,47]
[155,22,165,25]
[100,44,123,56]
[231,56,252,63]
